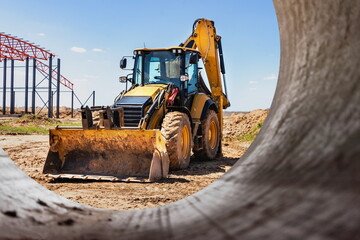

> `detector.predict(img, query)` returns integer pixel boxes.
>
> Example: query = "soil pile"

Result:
[223,109,269,138]
[0,107,80,119]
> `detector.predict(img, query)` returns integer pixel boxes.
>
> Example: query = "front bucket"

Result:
[43,128,169,182]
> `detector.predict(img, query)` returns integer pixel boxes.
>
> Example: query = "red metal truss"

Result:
[0,33,53,61]
[36,61,74,90]
[0,32,74,90]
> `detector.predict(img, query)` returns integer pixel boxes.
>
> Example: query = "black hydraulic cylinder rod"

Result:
[71,90,74,118]
[92,91,95,106]
[48,55,53,118]
[217,39,228,97]
[10,60,15,114]
[217,39,226,74]
[56,58,61,118]
[2,59,7,114]
[32,58,36,114]
[25,57,29,113]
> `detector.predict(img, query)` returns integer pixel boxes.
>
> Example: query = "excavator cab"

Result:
[121,49,200,89]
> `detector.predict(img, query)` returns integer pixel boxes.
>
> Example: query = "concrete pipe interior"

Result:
[1,0,360,239]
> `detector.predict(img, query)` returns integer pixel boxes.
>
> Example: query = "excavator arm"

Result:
[182,18,230,128]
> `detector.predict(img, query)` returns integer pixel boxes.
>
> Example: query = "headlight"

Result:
[119,76,127,83]
[180,75,189,82]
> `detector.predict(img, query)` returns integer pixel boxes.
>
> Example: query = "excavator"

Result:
[43,18,230,182]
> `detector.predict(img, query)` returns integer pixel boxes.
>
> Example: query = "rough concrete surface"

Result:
[0,0,360,239]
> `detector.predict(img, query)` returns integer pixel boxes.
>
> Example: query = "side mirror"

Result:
[120,58,127,69]
[189,53,199,64]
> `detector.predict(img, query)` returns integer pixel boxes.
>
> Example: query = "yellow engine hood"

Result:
[125,84,167,100]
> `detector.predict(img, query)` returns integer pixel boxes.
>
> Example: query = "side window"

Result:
[134,56,142,85]
[187,63,197,93]
[186,53,198,93]
[148,60,160,83]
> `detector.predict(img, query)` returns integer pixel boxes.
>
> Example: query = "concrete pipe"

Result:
[1,0,359,239]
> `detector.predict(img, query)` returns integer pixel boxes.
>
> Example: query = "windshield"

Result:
[133,50,182,86]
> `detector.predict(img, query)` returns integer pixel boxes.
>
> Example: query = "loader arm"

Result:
[182,18,230,129]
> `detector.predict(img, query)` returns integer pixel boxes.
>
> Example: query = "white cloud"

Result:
[37,33,46,37]
[263,74,277,80]
[92,48,104,53]
[249,81,258,84]
[249,88,257,91]
[71,47,87,53]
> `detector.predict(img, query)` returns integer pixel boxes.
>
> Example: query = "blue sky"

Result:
[0,0,279,111]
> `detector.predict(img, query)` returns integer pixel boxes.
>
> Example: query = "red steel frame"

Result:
[0,32,74,90]
[36,61,74,90]
[0,33,52,61]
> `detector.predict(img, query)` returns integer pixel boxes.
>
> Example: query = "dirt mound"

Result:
[0,112,81,135]
[223,109,269,138]
[58,106,81,119]
[0,107,81,119]
[13,114,60,126]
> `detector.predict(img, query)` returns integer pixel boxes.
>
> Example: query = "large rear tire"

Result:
[161,112,192,169]
[194,110,220,160]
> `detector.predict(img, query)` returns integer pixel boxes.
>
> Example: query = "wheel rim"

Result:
[181,125,190,159]
[209,121,217,149]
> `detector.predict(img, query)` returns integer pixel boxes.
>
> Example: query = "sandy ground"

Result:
[0,110,267,210]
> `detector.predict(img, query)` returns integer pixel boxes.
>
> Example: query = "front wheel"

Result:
[194,110,220,160]
[161,112,192,169]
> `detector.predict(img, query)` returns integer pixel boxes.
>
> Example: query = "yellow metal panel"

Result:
[190,93,210,120]
[126,84,167,99]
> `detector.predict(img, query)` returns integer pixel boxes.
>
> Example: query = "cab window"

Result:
[186,52,198,93]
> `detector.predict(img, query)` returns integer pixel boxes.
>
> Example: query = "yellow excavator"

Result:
[43,18,230,182]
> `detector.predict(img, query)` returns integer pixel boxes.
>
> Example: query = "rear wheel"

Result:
[161,112,192,169]
[194,110,220,160]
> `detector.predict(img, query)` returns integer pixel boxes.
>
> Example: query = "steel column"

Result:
[93,91,95,106]
[71,90,74,118]
[10,60,15,114]
[32,58,36,114]
[48,55,53,118]
[2,59,7,114]
[56,58,61,118]
[51,91,54,114]
[25,57,29,113]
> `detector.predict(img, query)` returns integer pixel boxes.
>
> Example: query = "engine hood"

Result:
[125,84,168,100]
